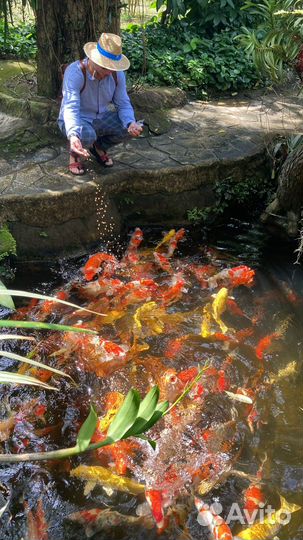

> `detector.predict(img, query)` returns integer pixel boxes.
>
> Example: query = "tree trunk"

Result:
[36,0,121,98]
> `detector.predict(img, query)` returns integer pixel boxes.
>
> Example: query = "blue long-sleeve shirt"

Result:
[58,58,136,139]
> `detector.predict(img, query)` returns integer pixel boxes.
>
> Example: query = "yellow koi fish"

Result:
[70,465,145,496]
[236,495,301,539]
[212,287,229,334]
[155,229,176,251]
[268,360,298,384]
[133,301,164,335]
[201,303,213,338]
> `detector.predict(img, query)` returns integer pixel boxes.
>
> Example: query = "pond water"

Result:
[0,219,302,540]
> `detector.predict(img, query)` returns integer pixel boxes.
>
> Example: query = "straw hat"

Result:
[83,33,130,71]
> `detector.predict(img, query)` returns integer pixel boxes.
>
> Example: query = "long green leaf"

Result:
[76,405,98,452]
[0,334,35,342]
[107,389,141,442]
[0,351,72,380]
[0,290,105,317]
[0,280,15,310]
[0,320,97,334]
[123,386,160,437]
[0,371,58,390]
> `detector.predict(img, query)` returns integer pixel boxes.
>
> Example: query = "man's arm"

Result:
[112,71,136,128]
[62,63,85,139]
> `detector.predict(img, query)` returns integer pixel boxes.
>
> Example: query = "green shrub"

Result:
[0,21,37,59]
[123,22,261,95]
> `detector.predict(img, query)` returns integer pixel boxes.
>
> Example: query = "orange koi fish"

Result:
[25,499,48,540]
[226,298,245,318]
[208,265,255,289]
[160,273,187,306]
[255,332,280,360]
[158,369,184,402]
[82,253,119,281]
[153,252,173,273]
[195,497,233,540]
[11,298,39,320]
[39,291,69,316]
[164,335,188,359]
[189,264,217,288]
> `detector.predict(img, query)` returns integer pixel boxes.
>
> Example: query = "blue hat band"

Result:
[97,42,122,61]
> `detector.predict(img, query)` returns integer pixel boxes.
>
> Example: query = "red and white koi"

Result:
[208,265,255,289]
[145,489,171,533]
[82,253,119,281]
[195,497,233,540]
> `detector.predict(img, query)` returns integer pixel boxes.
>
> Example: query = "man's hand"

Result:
[69,135,90,159]
[127,122,143,137]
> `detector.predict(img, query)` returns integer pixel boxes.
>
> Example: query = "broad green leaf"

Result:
[141,400,169,432]
[0,334,35,342]
[0,290,105,317]
[107,389,141,442]
[123,386,160,437]
[0,351,73,381]
[0,280,15,310]
[76,405,98,452]
[0,320,97,334]
[0,371,58,390]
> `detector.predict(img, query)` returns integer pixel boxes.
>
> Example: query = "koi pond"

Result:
[0,220,302,540]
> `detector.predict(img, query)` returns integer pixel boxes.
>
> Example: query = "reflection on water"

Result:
[0,220,302,540]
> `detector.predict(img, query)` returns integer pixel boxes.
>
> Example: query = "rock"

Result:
[130,86,187,112]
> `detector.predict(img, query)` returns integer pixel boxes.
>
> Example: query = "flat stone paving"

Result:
[0,87,302,198]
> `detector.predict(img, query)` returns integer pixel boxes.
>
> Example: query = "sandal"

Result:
[68,150,85,176]
[89,144,114,167]
[68,160,85,175]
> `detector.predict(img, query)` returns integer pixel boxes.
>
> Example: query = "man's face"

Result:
[90,60,113,80]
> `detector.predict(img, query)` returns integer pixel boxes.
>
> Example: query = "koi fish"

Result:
[120,279,158,307]
[256,316,292,360]
[153,252,173,273]
[145,489,171,533]
[237,495,300,539]
[82,253,119,281]
[70,465,145,496]
[39,290,69,316]
[123,228,144,264]
[59,334,129,376]
[195,497,233,540]
[243,484,265,515]
[158,369,184,402]
[25,499,48,540]
[255,332,280,360]
[66,508,154,538]
[201,302,213,338]
[189,264,217,288]
[160,273,187,306]
[164,335,188,358]
[212,287,229,334]
[166,228,185,258]
[155,229,176,251]
[208,265,255,289]
[133,301,164,335]
[268,360,298,384]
